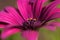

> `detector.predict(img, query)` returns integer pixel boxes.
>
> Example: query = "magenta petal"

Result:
[42,0,48,3]
[17,0,33,20]
[43,1,60,19]
[0,12,19,25]
[48,8,60,20]
[1,28,20,39]
[0,7,24,25]
[44,26,56,31]
[44,22,60,31]
[34,0,48,18]
[0,25,5,28]
[50,22,60,27]
[34,0,42,18]
[4,7,24,25]
[21,30,39,40]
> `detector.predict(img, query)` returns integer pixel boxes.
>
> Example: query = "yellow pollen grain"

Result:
[30,18,33,20]
[27,18,33,20]
[33,19,37,21]
[27,18,37,21]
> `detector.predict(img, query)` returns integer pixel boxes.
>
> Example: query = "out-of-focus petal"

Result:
[21,30,39,40]
[42,0,60,19]
[0,12,19,26]
[44,26,56,31]
[34,0,43,18]
[1,28,20,39]
[48,8,60,20]
[17,0,33,20]
[43,0,48,3]
[4,6,24,25]
[0,7,24,25]
[0,25,5,28]
[33,0,48,18]
[44,21,60,31]
[0,21,9,28]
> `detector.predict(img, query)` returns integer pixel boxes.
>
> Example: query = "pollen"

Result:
[27,18,32,20]
[30,18,33,20]
[27,18,37,21]
[33,18,37,21]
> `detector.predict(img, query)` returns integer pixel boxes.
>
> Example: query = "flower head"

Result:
[0,0,60,40]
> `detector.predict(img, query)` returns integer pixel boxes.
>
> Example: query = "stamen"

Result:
[29,18,33,20]
[27,18,32,20]
[27,18,36,21]
[33,18,37,21]
[22,18,38,30]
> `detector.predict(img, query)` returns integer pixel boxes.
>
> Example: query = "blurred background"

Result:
[0,0,16,10]
[0,0,60,40]
[0,0,53,10]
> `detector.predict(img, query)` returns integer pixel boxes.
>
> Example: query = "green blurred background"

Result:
[0,0,60,40]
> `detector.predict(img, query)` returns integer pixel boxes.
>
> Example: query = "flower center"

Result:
[22,18,40,30]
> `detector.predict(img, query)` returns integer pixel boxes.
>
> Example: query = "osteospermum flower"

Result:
[0,0,60,40]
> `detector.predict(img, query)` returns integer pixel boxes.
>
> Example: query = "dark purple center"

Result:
[21,19,41,30]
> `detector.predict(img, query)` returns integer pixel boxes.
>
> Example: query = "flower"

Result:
[0,0,60,40]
